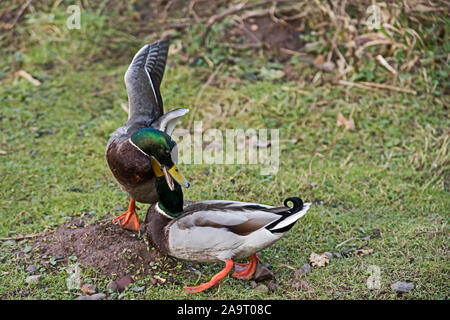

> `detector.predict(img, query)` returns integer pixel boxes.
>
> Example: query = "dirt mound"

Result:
[31,215,177,279]
[227,14,305,62]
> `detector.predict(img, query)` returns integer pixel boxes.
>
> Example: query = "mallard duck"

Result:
[106,39,190,231]
[145,169,311,293]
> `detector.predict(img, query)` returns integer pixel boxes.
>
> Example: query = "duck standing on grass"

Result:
[106,39,190,231]
[145,164,311,293]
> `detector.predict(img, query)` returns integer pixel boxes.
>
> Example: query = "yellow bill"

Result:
[152,158,190,190]
[167,164,190,188]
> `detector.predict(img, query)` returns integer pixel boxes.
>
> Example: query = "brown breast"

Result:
[106,138,156,201]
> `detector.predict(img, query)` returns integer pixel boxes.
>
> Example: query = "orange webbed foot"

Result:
[112,199,141,231]
[184,259,234,293]
[231,254,260,280]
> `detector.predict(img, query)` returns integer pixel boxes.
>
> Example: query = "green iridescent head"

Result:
[130,128,190,190]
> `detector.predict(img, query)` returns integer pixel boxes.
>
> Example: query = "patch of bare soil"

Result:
[227,14,305,63]
[29,215,177,280]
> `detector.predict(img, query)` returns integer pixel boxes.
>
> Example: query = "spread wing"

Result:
[124,39,169,130]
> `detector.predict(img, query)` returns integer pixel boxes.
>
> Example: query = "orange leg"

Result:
[112,198,141,231]
[232,254,260,280]
[184,259,234,293]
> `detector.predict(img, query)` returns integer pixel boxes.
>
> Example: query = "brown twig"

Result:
[335,236,370,248]
[376,55,398,76]
[5,0,32,31]
[337,79,417,95]
[0,232,44,241]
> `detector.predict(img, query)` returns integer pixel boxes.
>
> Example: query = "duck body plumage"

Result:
[146,198,311,263]
[107,128,158,203]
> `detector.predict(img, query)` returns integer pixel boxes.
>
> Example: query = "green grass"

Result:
[0,2,448,300]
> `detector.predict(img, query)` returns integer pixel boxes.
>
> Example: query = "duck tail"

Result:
[266,197,311,234]
[283,197,304,214]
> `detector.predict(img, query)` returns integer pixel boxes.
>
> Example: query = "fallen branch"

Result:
[335,235,370,248]
[0,232,44,241]
[337,79,417,95]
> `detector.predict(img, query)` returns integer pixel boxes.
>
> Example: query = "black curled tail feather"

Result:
[283,197,303,214]
[265,196,305,233]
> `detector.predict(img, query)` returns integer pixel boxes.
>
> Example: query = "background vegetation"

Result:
[0,0,448,299]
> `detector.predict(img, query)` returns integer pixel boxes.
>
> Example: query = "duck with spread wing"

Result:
[106,39,190,231]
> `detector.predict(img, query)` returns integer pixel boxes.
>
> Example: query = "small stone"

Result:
[294,264,311,278]
[391,281,414,293]
[253,264,274,282]
[250,281,257,288]
[267,281,279,292]
[332,252,342,259]
[116,275,134,292]
[75,293,106,300]
[262,262,271,269]
[25,275,42,284]
[81,283,97,295]
[372,229,382,238]
[254,284,268,293]
[250,24,259,31]
[324,252,333,259]
[113,205,125,211]
[118,293,126,300]
[26,265,37,274]
[292,280,310,291]
[106,281,119,292]
[317,61,335,72]
[131,286,145,292]
[67,187,83,193]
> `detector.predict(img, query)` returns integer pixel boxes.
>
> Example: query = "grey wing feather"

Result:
[124,39,169,131]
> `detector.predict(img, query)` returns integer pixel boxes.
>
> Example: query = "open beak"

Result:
[152,157,190,191]
[166,164,190,189]
[162,166,175,191]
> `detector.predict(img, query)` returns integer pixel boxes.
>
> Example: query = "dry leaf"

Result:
[354,248,374,256]
[337,112,355,130]
[313,55,325,66]
[153,275,166,284]
[308,252,329,267]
